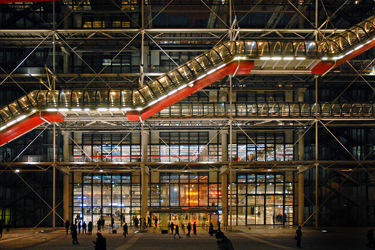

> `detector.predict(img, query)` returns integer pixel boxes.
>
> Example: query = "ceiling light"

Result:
[58,108,69,112]
[260,56,271,60]
[345,50,354,55]
[168,89,177,96]
[296,57,306,60]
[271,56,282,60]
[136,107,143,111]
[216,64,226,70]
[158,95,167,101]
[121,108,131,111]
[72,108,82,111]
[0,125,6,131]
[109,108,119,111]
[97,108,108,111]
[84,108,90,111]
[322,57,328,60]
[16,115,26,122]
[196,74,206,80]
[207,69,217,75]
[7,120,16,127]
[355,44,364,50]
[283,57,294,60]
[148,100,158,106]
[177,84,188,90]
[46,108,57,112]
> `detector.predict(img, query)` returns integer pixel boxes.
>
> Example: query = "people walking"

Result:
[186,222,191,237]
[65,220,70,235]
[170,222,175,234]
[154,217,158,228]
[216,231,234,250]
[72,225,79,245]
[173,225,181,238]
[97,219,101,231]
[88,221,93,235]
[193,222,197,235]
[78,221,81,234]
[82,221,87,234]
[366,229,374,248]
[295,226,302,248]
[209,222,214,236]
[123,223,128,237]
[93,232,106,250]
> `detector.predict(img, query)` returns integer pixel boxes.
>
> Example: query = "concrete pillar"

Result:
[63,132,70,162]
[220,167,228,229]
[141,164,149,229]
[221,130,228,162]
[141,130,149,163]
[63,173,70,221]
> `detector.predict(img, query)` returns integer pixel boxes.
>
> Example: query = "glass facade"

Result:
[71,171,293,226]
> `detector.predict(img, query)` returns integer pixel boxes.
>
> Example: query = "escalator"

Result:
[1,16,375,145]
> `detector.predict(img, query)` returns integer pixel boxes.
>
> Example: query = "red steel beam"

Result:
[0,112,64,147]
[127,60,254,121]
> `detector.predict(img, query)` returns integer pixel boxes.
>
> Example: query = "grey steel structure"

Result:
[1,0,375,229]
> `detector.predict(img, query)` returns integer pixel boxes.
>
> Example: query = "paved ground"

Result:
[0,225,371,250]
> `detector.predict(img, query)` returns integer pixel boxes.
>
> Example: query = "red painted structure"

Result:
[0,111,64,147]
[0,0,59,3]
[127,60,255,121]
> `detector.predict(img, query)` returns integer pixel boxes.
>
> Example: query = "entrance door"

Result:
[247,195,266,225]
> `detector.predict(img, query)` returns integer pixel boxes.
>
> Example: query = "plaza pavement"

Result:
[0,225,371,249]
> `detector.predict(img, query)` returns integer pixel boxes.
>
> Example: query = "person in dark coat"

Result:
[295,226,302,248]
[186,222,191,237]
[78,221,81,234]
[173,225,181,238]
[123,223,128,237]
[97,219,101,231]
[366,229,374,248]
[209,222,214,236]
[65,220,70,235]
[216,231,234,250]
[154,217,158,228]
[93,232,106,250]
[170,222,175,234]
[193,222,197,235]
[82,221,87,234]
[88,221,93,235]
[72,225,79,245]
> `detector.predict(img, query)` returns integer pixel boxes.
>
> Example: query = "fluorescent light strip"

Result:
[16,115,26,122]
[46,108,57,112]
[196,74,206,80]
[0,125,6,131]
[72,108,82,111]
[58,108,69,112]
[168,89,178,96]
[234,56,241,60]
[7,120,16,127]
[109,108,119,111]
[355,44,364,50]
[207,69,217,75]
[84,108,90,111]
[121,108,131,111]
[136,107,143,111]
[178,84,188,90]
[148,100,158,106]
[271,56,282,60]
[216,64,226,70]
[296,57,306,60]
[97,108,108,111]
[260,57,271,60]
[158,95,167,101]
[366,40,371,44]
[283,57,294,60]
[345,50,354,55]
[322,57,328,60]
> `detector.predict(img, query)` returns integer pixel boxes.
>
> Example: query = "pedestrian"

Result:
[111,217,114,229]
[181,222,185,233]
[170,222,175,234]
[93,232,106,250]
[143,218,146,228]
[366,229,374,248]
[148,216,151,228]
[78,221,81,234]
[97,219,101,231]
[193,222,197,235]
[123,223,128,237]
[186,222,191,237]
[6,220,11,232]
[82,221,87,234]
[295,226,302,248]
[88,221,93,235]
[72,225,79,245]
[216,231,234,250]
[0,221,3,238]
[65,220,70,235]
[173,224,181,238]
[209,222,214,236]
[218,220,221,231]
[154,217,158,228]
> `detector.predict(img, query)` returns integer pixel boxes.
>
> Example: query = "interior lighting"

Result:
[100,169,103,172]
[345,50,354,55]
[46,108,57,112]
[196,74,206,80]
[84,108,90,111]
[72,108,82,111]
[15,169,20,173]
[109,108,119,111]
[187,81,194,87]
[366,40,371,44]
[121,108,131,111]
[322,57,328,60]
[283,57,294,60]
[260,57,271,60]
[296,57,306,60]
[97,108,108,111]
[0,125,6,131]
[58,108,69,112]
[216,64,226,70]
[32,109,37,113]
[354,44,364,50]
[268,169,272,171]
[136,107,143,111]
[271,56,282,60]
[177,84,188,90]
[234,56,241,60]
[168,89,178,96]
[148,100,158,106]
[16,115,26,122]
